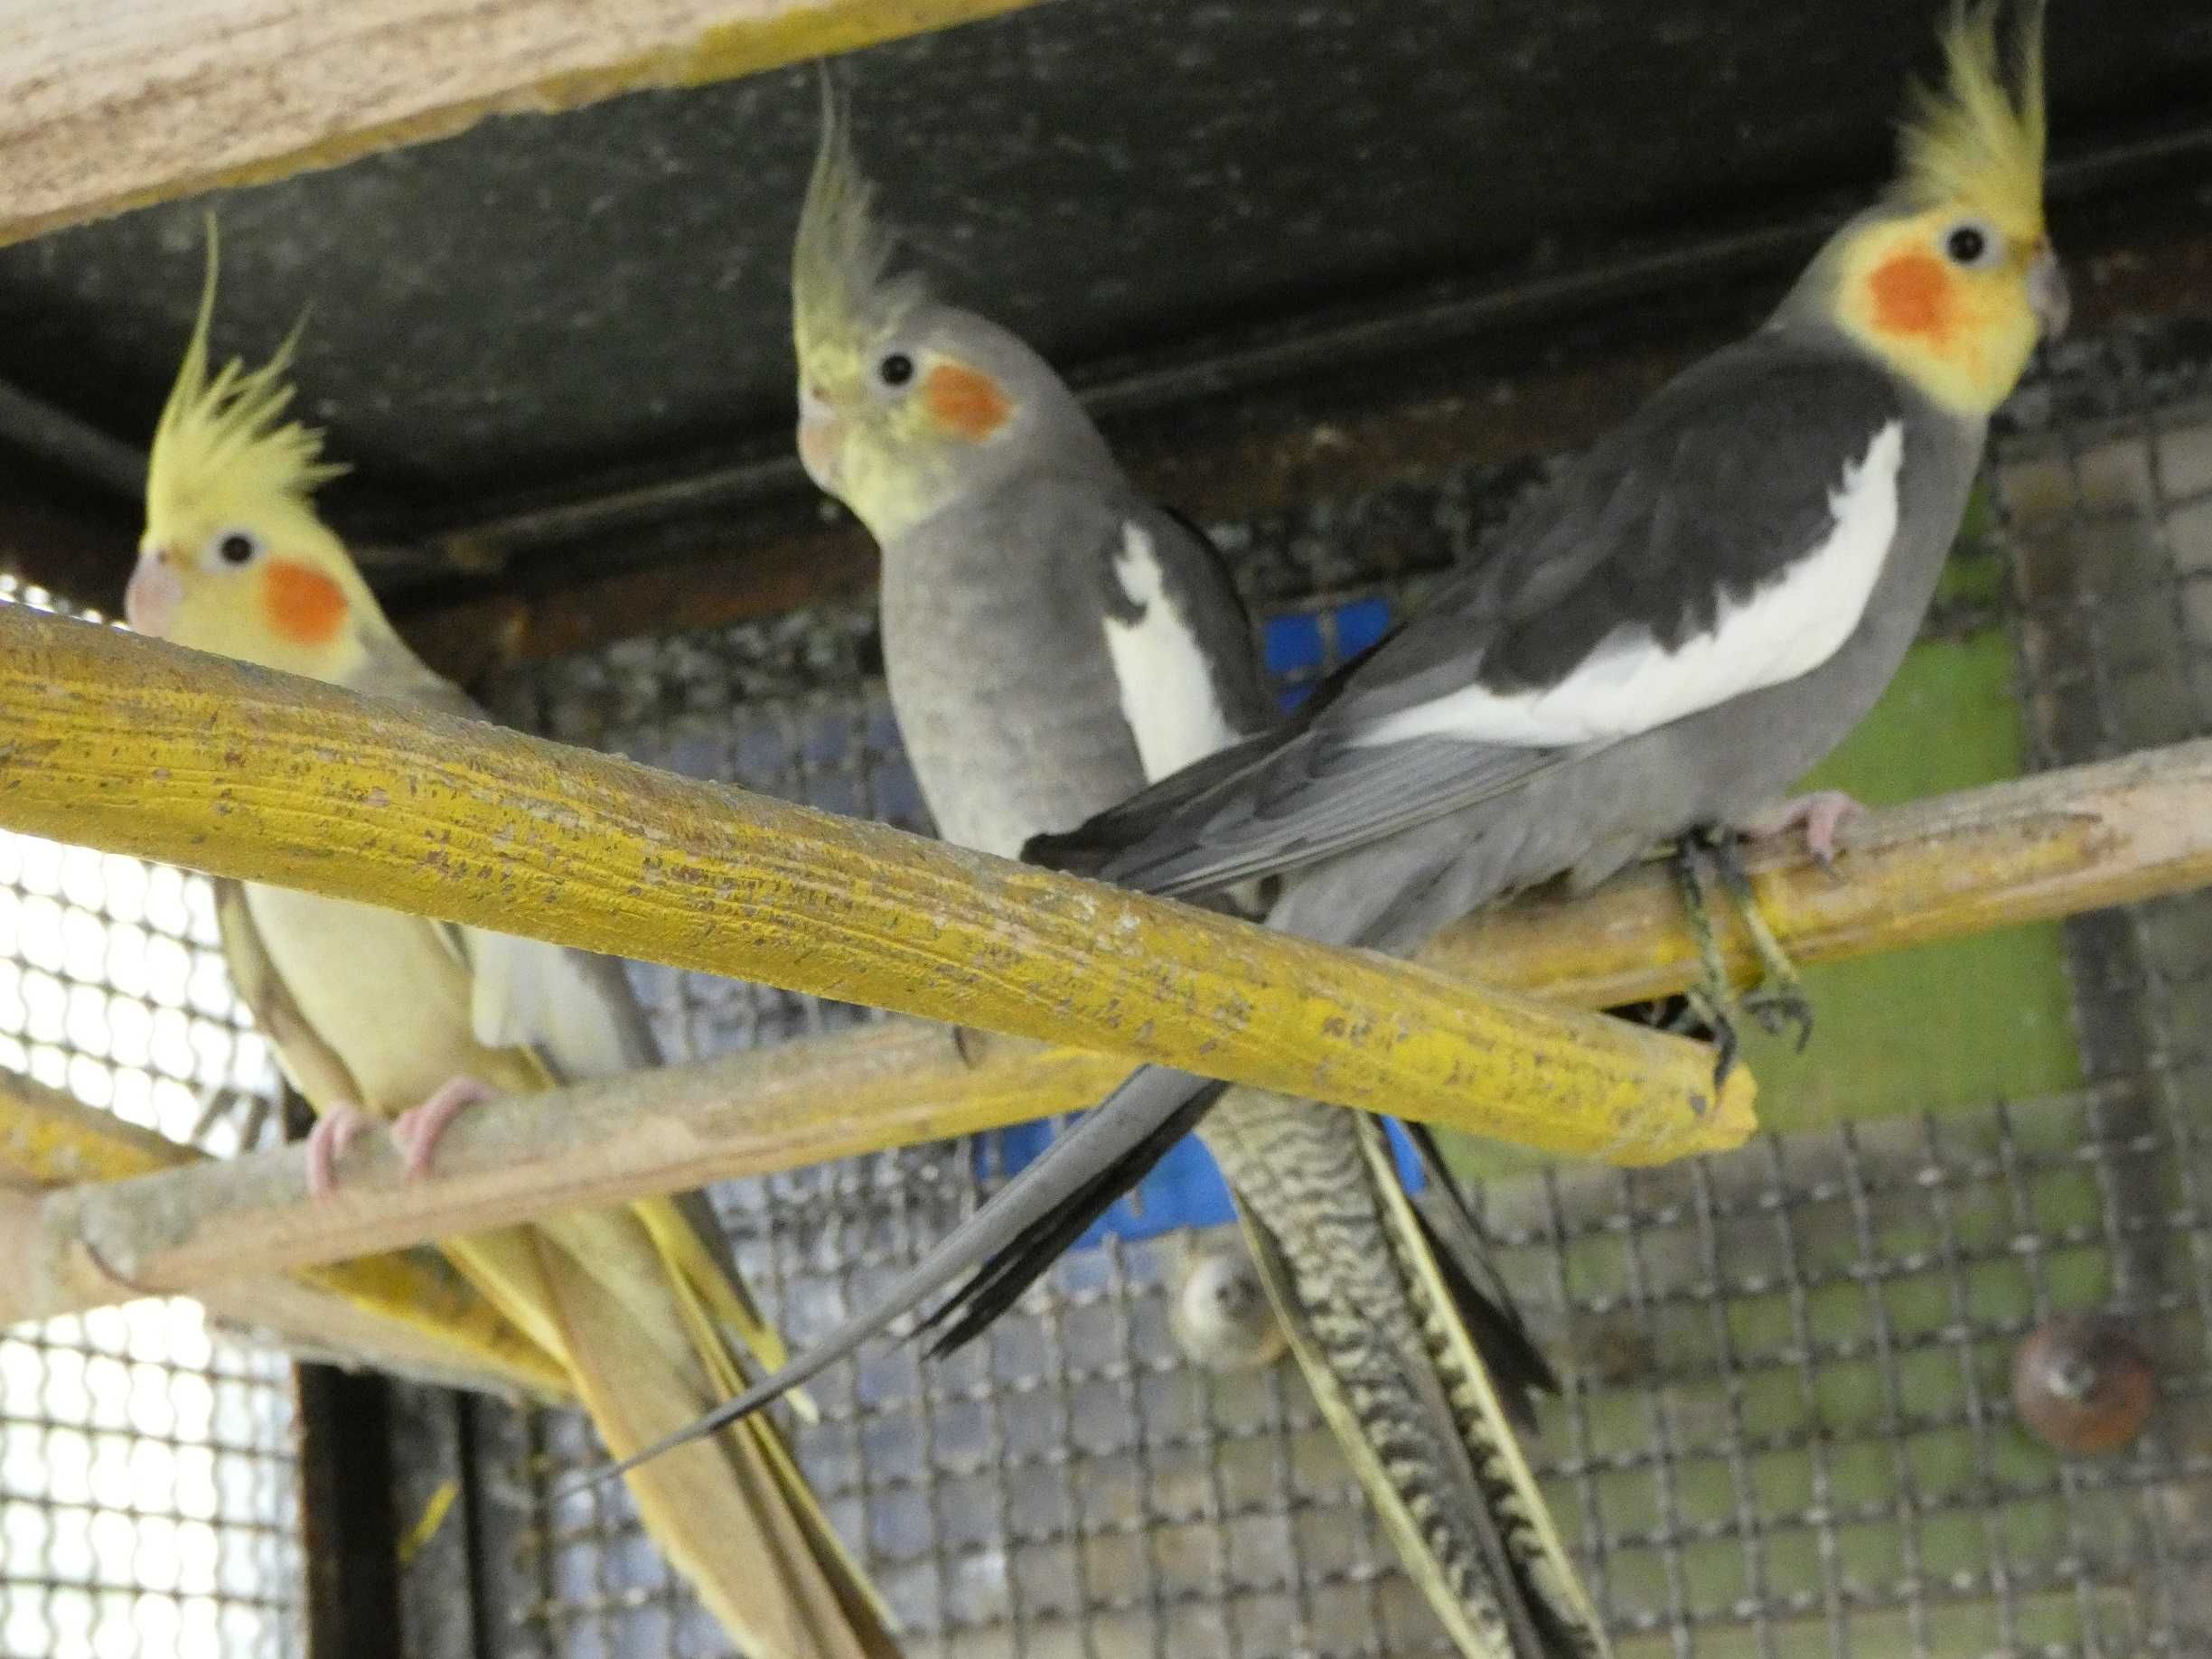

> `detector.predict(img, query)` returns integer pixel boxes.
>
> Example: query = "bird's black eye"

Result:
[877,351,914,388]
[1946,224,1990,266]
[215,531,260,567]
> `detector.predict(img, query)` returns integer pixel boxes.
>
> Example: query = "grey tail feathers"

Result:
[921,1070,1224,1350]
[575,1065,1220,1488]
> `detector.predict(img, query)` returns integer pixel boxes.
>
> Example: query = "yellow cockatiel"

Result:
[125,239,899,1659]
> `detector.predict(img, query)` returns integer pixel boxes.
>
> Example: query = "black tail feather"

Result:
[567,1065,1214,1489]
[923,1076,1228,1354]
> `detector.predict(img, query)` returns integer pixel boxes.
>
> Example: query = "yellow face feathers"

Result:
[132,231,385,683]
[145,230,348,547]
[1897,0,2048,243]
[792,84,1034,540]
[1823,0,2061,417]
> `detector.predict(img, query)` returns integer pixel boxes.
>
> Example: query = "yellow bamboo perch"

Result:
[1,0,1045,246]
[0,607,1738,1151]
[1,715,2205,1329]
[1433,734,2212,1002]
[0,1068,567,1395]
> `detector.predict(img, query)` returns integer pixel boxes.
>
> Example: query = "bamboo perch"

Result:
[0,1069,567,1395]
[3,725,2207,1326]
[1,0,1046,247]
[1434,735,2212,1003]
[0,606,1739,1150]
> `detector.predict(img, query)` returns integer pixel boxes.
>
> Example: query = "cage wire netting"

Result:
[0,580,305,1659]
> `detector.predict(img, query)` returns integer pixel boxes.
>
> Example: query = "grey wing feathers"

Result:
[1330,333,1905,713]
[1025,726,1281,875]
[1027,716,1579,899]
[458,928,664,1082]
[1031,331,1903,900]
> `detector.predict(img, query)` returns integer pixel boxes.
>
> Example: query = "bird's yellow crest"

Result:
[145,227,347,537]
[792,76,927,366]
[1896,0,2048,239]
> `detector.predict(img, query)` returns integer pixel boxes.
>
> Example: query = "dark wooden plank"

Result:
[295,1364,404,1659]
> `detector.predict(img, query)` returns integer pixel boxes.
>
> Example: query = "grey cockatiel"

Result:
[636,6,2062,1652]
[1031,0,2064,945]
[124,239,900,1659]
[654,86,1610,1659]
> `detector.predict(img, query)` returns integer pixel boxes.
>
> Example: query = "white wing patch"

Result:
[464,927,651,1082]
[1102,522,1243,782]
[1356,421,1907,750]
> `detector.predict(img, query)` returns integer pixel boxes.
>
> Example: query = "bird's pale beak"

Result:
[797,383,844,495]
[124,546,184,638]
[2029,246,2071,341]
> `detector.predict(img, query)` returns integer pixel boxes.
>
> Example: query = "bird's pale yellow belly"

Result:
[242,883,539,1113]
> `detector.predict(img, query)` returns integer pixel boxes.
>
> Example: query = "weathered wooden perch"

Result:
[1434,736,2212,1004]
[0,1068,565,1394]
[0,0,1045,247]
[0,605,1739,1144]
[3,634,2207,1325]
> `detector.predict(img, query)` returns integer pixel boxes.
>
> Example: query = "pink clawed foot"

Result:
[305,1105,376,1200]
[1744,790,1866,870]
[392,1075,498,1180]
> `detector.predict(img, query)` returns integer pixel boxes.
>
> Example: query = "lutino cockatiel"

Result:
[632,83,1606,1659]
[634,7,2066,1651]
[123,241,901,1659]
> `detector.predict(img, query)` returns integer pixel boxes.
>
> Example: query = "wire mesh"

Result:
[0,583,305,1659]
[452,314,2212,1659]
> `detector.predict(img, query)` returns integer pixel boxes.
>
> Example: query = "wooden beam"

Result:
[0,1068,567,1395]
[295,1364,403,1659]
[399,519,877,686]
[4,736,2206,1326]
[386,341,1698,683]
[0,0,1048,246]
[0,604,1742,1145]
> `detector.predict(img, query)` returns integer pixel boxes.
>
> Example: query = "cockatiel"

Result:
[636,85,1608,1659]
[639,12,2065,1642]
[1031,0,2064,951]
[123,241,900,1659]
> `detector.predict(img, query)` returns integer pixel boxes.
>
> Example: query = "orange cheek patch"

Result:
[263,560,348,645]
[1870,251,1954,342]
[923,362,1013,442]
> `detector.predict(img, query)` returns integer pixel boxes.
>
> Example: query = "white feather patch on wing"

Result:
[1101,522,1243,782]
[1356,420,1907,749]
[463,928,656,1083]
